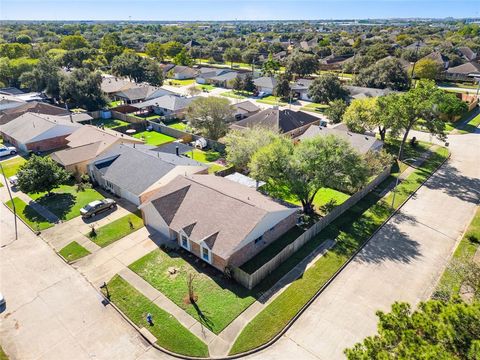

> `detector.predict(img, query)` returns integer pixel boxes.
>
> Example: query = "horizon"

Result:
[0,0,478,21]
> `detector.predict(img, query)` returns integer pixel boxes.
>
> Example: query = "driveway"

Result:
[245,132,479,360]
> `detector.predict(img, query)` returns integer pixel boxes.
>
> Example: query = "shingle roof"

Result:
[101,76,136,94]
[114,86,174,102]
[253,76,277,89]
[447,62,480,76]
[297,125,384,155]
[232,108,319,134]
[458,47,477,61]
[233,101,260,113]
[0,101,69,125]
[132,95,195,111]
[345,85,395,99]
[144,175,294,258]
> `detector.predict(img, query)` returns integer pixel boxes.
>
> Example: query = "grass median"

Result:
[230,146,449,355]
[59,241,91,262]
[105,275,209,357]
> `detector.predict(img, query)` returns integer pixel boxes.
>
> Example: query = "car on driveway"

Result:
[0,145,16,158]
[80,198,116,218]
[8,175,18,187]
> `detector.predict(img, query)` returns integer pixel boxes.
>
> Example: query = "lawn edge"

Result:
[2,199,52,234]
[227,150,451,358]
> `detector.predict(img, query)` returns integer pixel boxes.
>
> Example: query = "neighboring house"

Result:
[458,47,478,62]
[168,65,199,80]
[420,51,449,69]
[0,113,80,152]
[101,76,136,96]
[131,94,196,119]
[88,144,207,206]
[233,101,260,120]
[253,76,277,95]
[292,78,314,101]
[0,97,26,112]
[0,101,71,125]
[345,85,396,100]
[139,174,298,272]
[231,108,320,137]
[51,125,143,176]
[296,123,384,155]
[319,54,354,70]
[299,38,318,52]
[196,68,239,88]
[113,85,175,104]
[445,62,480,82]
[0,87,24,96]
[185,40,201,48]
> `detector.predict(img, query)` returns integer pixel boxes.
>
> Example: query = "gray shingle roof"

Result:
[132,95,195,111]
[253,76,277,89]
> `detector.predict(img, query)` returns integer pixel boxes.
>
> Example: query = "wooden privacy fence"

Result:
[233,166,392,289]
[110,110,146,124]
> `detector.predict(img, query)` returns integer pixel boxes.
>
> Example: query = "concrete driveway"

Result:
[245,132,479,360]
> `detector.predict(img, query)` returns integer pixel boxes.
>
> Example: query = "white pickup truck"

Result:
[0,145,16,158]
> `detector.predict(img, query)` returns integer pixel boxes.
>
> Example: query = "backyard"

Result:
[90,118,129,129]
[129,248,257,334]
[59,241,91,262]
[166,120,188,131]
[133,131,176,146]
[186,149,226,174]
[88,211,144,248]
[105,275,209,357]
[29,184,104,221]
[5,197,53,231]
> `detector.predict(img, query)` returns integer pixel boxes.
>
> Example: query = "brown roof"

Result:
[101,76,135,94]
[0,101,68,125]
[144,175,295,258]
[447,62,480,75]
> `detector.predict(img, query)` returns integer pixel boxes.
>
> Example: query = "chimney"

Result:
[175,146,179,156]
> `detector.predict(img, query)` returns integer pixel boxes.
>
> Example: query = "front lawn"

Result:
[0,156,27,178]
[5,197,53,231]
[88,211,144,248]
[90,118,129,129]
[257,95,287,106]
[166,79,195,87]
[133,131,176,146]
[300,102,329,114]
[195,84,216,91]
[220,91,252,99]
[129,248,256,334]
[59,241,91,262]
[458,111,480,134]
[105,275,209,357]
[230,146,449,355]
[29,185,104,221]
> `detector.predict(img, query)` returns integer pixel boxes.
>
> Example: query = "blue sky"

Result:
[0,0,477,21]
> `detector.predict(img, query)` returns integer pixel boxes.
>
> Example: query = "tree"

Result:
[242,73,256,93]
[438,92,468,122]
[354,57,409,91]
[0,43,31,58]
[17,155,70,195]
[16,34,32,44]
[345,299,480,360]
[324,99,347,124]
[224,127,281,171]
[414,58,444,80]
[249,135,368,214]
[307,73,348,104]
[145,42,165,61]
[100,33,124,63]
[61,48,96,69]
[242,49,259,65]
[19,56,61,98]
[274,74,292,101]
[186,97,235,140]
[60,68,107,111]
[173,48,193,66]
[285,51,319,77]
[231,75,243,92]
[141,58,163,86]
[163,41,184,58]
[111,51,144,82]
[59,35,90,50]
[344,97,379,133]
[261,53,280,77]
[223,47,242,68]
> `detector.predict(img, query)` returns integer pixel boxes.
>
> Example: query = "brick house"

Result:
[139,175,298,272]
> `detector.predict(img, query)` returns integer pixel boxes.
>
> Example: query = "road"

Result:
[245,130,480,360]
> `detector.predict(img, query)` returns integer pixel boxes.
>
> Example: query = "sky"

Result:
[0,0,478,21]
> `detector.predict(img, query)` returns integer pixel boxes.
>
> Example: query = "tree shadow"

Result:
[423,163,480,205]
[191,301,215,331]
[23,203,50,224]
[35,193,76,220]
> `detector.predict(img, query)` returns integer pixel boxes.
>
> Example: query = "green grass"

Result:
[129,249,256,334]
[257,95,287,106]
[166,79,195,87]
[300,102,329,114]
[29,185,104,221]
[435,207,480,296]
[207,163,226,174]
[90,118,129,129]
[230,146,449,355]
[185,149,225,174]
[195,84,216,91]
[220,90,252,99]
[458,112,480,134]
[0,156,27,178]
[105,275,208,357]
[107,100,123,108]
[133,131,176,146]
[5,197,53,231]
[134,114,162,121]
[0,345,8,360]
[167,120,188,131]
[59,241,91,262]
[88,212,144,248]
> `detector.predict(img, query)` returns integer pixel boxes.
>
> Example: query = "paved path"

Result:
[244,131,479,360]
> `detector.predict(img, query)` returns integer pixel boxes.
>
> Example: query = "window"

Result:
[202,247,210,262]
[181,235,189,250]
[254,235,263,244]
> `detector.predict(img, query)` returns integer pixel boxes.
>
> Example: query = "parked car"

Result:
[80,198,116,218]
[0,145,16,158]
[8,175,18,187]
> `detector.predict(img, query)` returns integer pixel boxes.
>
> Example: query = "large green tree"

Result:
[261,53,280,77]
[414,58,444,80]
[100,33,124,63]
[324,99,347,124]
[345,299,480,360]
[285,51,319,77]
[354,57,409,91]
[59,68,106,111]
[223,47,242,68]
[186,97,235,140]
[19,56,60,98]
[59,35,90,50]
[274,74,292,101]
[249,135,368,214]
[17,155,70,195]
[307,73,348,104]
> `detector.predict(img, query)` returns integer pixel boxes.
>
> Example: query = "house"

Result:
[445,62,480,82]
[185,40,201,48]
[113,85,176,104]
[0,96,26,112]
[292,78,314,101]
[296,123,384,155]
[196,68,239,88]
[88,144,207,206]
[253,76,277,95]
[230,108,320,137]
[51,125,143,176]
[345,85,396,100]
[458,47,478,62]
[319,54,354,70]
[101,76,136,96]
[420,51,449,69]
[233,101,261,120]
[131,94,196,119]
[139,174,298,272]
[167,65,198,80]
[0,113,80,152]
